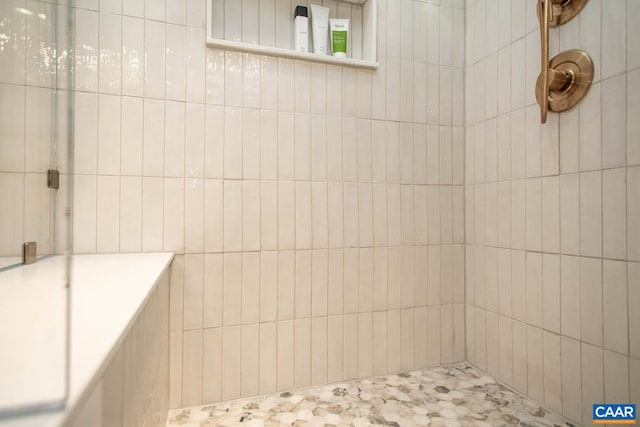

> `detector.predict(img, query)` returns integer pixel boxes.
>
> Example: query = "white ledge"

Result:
[0,253,173,427]
[207,38,379,70]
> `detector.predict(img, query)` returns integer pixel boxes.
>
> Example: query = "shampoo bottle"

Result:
[293,6,309,53]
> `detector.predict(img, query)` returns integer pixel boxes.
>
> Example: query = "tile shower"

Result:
[11,0,637,425]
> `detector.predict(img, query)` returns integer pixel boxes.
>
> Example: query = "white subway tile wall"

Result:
[465,0,640,425]
[67,0,466,408]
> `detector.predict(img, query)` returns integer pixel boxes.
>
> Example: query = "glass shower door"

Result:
[0,0,72,418]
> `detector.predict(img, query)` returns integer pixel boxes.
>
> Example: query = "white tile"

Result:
[560,255,580,340]
[184,178,204,253]
[604,350,630,405]
[98,12,121,95]
[632,357,640,408]
[561,336,582,422]
[121,97,143,175]
[602,75,627,168]
[202,328,221,403]
[343,183,359,248]
[96,176,119,253]
[581,343,604,426]
[602,0,626,79]
[242,180,261,250]
[166,25,186,102]
[144,20,165,99]
[206,49,225,105]
[259,322,277,395]
[164,101,185,178]
[542,254,560,334]
[498,315,512,386]
[223,180,242,252]
[385,59,400,121]
[580,171,602,257]
[278,182,295,249]
[295,114,311,181]
[342,314,358,379]
[579,82,602,171]
[295,318,312,388]
[119,176,142,252]
[628,263,640,358]
[241,325,259,398]
[259,252,278,323]
[142,177,164,252]
[511,250,526,323]
[222,326,241,401]
[204,179,223,253]
[541,177,559,254]
[497,182,511,248]
[142,99,164,177]
[343,249,359,314]
[186,29,205,103]
[629,70,640,166]
[602,168,627,259]
[497,249,511,317]
[311,115,327,181]
[222,253,242,327]
[295,251,312,318]
[497,47,511,114]
[510,179,525,250]
[166,0,185,24]
[543,331,562,414]
[560,174,580,255]
[183,254,204,330]
[427,246,441,307]
[24,88,51,173]
[163,178,184,252]
[224,107,243,179]
[510,108,525,179]
[185,104,205,178]
[526,252,542,328]
[203,106,223,178]
[525,178,541,252]
[485,311,498,376]
[186,0,205,28]
[327,315,343,383]
[526,326,543,403]
[75,9,99,91]
[525,105,541,178]
[581,257,603,347]
[74,92,98,174]
[511,320,527,394]
[278,251,295,320]
[145,0,164,20]
[427,125,440,185]
[73,175,97,253]
[603,260,628,355]
[203,253,223,329]
[169,331,183,407]
[182,329,202,406]
[510,39,525,110]
[628,167,640,261]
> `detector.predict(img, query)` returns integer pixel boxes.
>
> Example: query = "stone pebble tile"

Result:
[167,364,574,427]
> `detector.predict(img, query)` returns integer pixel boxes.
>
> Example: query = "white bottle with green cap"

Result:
[329,18,350,58]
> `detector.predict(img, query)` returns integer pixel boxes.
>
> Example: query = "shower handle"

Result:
[539,0,551,123]
[536,0,594,124]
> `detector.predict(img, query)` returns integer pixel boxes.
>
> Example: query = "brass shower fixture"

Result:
[536,0,593,124]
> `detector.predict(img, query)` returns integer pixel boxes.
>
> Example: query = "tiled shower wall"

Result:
[70,0,466,408]
[464,0,640,425]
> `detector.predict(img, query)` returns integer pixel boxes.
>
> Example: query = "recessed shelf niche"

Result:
[206,0,378,69]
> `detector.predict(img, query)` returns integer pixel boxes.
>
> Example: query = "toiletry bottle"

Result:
[294,6,309,53]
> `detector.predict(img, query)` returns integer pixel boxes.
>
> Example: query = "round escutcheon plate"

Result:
[536,49,593,114]
[537,0,589,27]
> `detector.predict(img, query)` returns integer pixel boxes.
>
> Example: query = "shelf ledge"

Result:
[206,38,379,70]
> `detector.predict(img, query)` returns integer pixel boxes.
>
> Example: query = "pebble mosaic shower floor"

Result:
[166,364,573,427]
